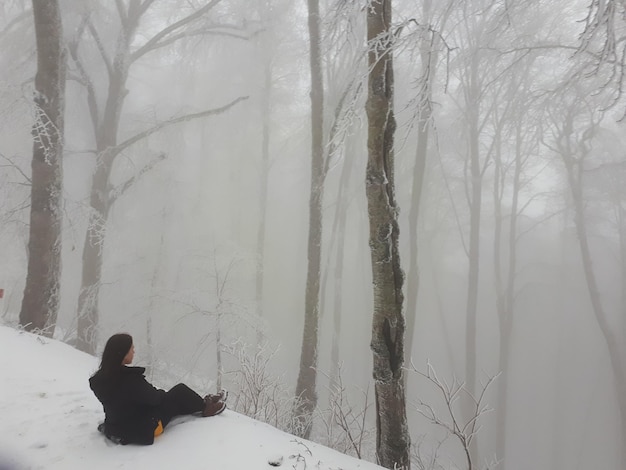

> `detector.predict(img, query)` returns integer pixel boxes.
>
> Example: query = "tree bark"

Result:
[294,0,325,439]
[20,0,66,336]
[366,1,410,468]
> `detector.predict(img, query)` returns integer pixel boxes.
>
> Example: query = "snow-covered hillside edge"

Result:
[0,326,384,470]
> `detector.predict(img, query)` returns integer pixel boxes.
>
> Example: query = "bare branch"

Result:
[112,96,248,157]
[114,0,128,27]
[0,153,30,184]
[133,25,253,59]
[109,152,167,203]
[138,0,158,17]
[409,361,499,470]
[0,9,31,42]
[86,17,113,77]
[67,18,100,133]
[130,0,222,62]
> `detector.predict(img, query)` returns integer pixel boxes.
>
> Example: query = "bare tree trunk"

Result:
[216,309,222,391]
[255,4,272,346]
[565,162,626,469]
[493,123,523,468]
[20,0,65,336]
[366,1,410,468]
[464,97,481,457]
[73,2,246,353]
[404,0,451,369]
[76,162,112,353]
[558,111,626,468]
[618,206,626,359]
[294,0,324,439]
[404,48,432,366]
[329,132,357,389]
[75,12,133,352]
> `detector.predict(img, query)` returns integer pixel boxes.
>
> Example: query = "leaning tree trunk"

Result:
[294,0,325,439]
[20,0,65,336]
[366,1,410,468]
[563,144,626,469]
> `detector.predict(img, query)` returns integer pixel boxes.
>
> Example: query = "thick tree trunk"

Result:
[76,163,112,353]
[20,0,65,336]
[294,0,324,438]
[366,1,410,468]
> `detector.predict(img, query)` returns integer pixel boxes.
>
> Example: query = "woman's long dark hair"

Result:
[96,333,133,376]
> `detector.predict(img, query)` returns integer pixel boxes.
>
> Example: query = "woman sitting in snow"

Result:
[89,333,226,445]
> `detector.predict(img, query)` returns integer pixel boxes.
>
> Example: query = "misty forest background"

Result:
[2,1,626,469]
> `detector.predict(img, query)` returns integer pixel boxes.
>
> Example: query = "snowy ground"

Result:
[0,326,384,470]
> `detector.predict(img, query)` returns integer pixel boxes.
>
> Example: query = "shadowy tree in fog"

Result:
[567,2,626,465]
[252,0,275,347]
[68,0,247,354]
[445,3,514,458]
[19,0,65,336]
[402,0,453,371]
[543,86,626,469]
[294,0,325,439]
[296,0,370,434]
[324,131,357,391]
[490,50,543,468]
[316,0,368,404]
[365,0,410,468]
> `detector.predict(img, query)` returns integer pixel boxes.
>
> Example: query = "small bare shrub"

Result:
[224,340,310,436]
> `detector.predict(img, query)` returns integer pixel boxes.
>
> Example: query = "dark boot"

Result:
[204,389,228,404]
[202,399,226,417]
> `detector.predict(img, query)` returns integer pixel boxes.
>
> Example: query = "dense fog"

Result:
[1,1,625,469]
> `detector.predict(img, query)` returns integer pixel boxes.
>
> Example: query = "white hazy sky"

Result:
[0,325,383,470]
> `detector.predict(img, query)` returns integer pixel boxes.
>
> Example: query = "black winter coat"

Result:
[89,366,166,445]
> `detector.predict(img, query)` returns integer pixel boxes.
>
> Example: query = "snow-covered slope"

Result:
[0,326,383,470]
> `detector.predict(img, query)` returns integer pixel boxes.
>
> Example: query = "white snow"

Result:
[0,326,384,470]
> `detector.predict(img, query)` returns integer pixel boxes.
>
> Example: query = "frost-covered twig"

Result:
[409,360,500,470]
[317,365,373,460]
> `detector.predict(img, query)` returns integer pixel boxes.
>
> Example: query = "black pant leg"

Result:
[157,383,204,427]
